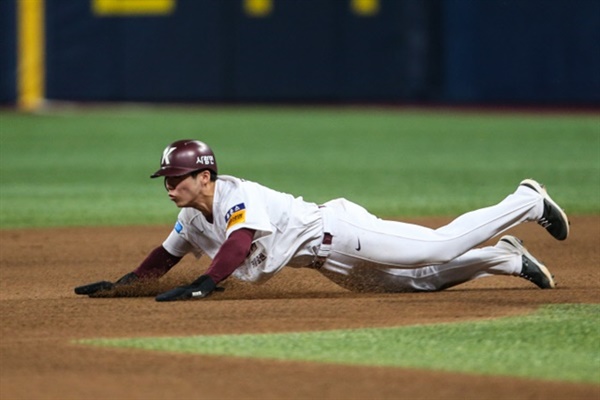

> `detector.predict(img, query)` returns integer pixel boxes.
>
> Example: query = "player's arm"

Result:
[74,245,183,297]
[134,245,182,279]
[155,228,255,302]
[205,228,255,282]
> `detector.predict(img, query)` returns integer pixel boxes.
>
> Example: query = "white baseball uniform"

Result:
[162,175,543,292]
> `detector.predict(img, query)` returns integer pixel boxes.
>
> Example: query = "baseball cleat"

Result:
[500,235,556,289]
[520,179,570,241]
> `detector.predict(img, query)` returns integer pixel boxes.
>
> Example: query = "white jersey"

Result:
[162,175,323,283]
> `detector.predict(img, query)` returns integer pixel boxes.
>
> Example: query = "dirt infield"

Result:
[1,216,598,400]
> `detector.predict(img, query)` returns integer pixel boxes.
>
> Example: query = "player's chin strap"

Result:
[312,206,333,269]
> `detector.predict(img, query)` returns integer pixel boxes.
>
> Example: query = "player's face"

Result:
[164,174,198,207]
[164,171,209,208]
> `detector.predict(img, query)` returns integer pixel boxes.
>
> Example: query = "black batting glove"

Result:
[155,275,217,302]
[74,272,139,297]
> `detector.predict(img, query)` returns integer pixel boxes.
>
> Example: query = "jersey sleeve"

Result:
[216,177,275,241]
[162,222,195,257]
[223,199,273,240]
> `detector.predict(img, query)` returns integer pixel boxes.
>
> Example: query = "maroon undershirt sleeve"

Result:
[133,245,182,279]
[205,228,255,283]
[133,228,254,284]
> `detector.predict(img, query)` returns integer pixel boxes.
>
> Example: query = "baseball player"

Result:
[75,140,569,301]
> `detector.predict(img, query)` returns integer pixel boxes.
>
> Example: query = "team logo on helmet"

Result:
[161,146,177,165]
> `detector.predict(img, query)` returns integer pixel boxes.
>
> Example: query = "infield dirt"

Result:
[1,216,599,400]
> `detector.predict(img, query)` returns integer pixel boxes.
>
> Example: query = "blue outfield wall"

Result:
[44,0,226,101]
[41,0,440,102]
[0,0,17,103]
[442,0,600,104]
[1,0,599,105]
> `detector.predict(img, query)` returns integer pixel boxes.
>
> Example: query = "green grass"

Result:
[1,106,599,228]
[80,304,600,384]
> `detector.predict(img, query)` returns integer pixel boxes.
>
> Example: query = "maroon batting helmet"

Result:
[150,140,218,178]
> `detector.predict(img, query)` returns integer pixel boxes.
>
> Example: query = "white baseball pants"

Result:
[317,185,543,292]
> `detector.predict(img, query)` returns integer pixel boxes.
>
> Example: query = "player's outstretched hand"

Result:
[74,272,139,297]
[155,275,217,302]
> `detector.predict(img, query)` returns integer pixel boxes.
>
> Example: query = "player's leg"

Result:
[326,180,567,267]
[319,235,553,292]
